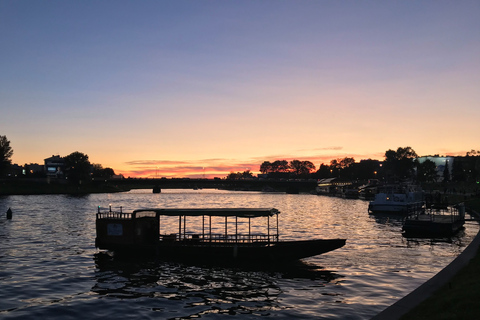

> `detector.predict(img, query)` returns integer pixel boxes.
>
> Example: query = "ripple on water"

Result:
[0,190,478,319]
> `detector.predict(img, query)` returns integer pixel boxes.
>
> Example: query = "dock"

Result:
[402,203,465,238]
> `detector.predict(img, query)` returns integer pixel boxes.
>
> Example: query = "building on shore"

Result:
[417,156,454,182]
[44,155,65,179]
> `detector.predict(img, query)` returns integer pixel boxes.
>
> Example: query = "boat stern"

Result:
[95,209,159,251]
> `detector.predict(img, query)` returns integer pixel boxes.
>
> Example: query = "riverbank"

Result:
[400,197,480,320]
[0,179,130,195]
[373,197,480,320]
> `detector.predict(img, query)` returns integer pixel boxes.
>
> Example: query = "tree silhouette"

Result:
[260,160,290,174]
[452,158,466,182]
[384,146,418,181]
[64,151,91,184]
[443,160,450,182]
[417,159,437,183]
[289,160,316,176]
[0,135,13,176]
[227,170,253,180]
[92,164,116,179]
[274,160,290,172]
[259,161,272,174]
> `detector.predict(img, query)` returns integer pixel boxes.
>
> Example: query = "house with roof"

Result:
[44,155,65,178]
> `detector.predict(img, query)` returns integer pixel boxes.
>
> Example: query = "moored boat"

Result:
[95,207,346,263]
[368,184,425,214]
[358,179,380,200]
[402,203,466,237]
[316,178,336,196]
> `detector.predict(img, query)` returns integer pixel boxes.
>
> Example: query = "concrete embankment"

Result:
[372,209,480,320]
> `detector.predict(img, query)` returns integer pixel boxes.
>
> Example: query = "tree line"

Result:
[3,134,479,184]
[63,151,116,184]
[0,135,115,184]
[227,160,317,180]
[228,146,480,183]
[260,160,316,176]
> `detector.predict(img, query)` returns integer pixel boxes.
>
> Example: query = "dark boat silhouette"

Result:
[95,207,346,263]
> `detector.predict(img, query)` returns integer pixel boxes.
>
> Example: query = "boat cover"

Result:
[132,208,279,217]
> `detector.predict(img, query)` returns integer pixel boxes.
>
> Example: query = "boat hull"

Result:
[402,216,464,237]
[368,202,424,214]
[96,238,346,263]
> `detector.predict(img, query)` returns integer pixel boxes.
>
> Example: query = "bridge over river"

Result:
[110,178,318,194]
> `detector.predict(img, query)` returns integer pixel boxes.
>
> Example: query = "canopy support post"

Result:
[178,216,181,241]
[183,215,186,240]
[235,216,238,242]
[276,214,279,241]
[225,216,228,240]
[267,216,270,244]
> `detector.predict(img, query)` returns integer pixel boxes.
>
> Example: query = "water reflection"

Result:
[368,212,405,227]
[93,252,341,318]
[404,230,468,248]
[1,190,478,319]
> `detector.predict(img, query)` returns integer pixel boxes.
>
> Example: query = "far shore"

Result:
[1,179,479,199]
[0,180,131,195]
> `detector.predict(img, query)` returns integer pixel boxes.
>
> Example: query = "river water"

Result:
[0,189,477,319]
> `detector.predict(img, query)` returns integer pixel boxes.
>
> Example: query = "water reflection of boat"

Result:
[95,207,346,263]
[94,251,341,281]
[92,252,341,317]
[368,184,424,214]
[402,203,466,238]
[92,252,285,307]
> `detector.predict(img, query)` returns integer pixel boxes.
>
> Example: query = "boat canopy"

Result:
[132,208,279,218]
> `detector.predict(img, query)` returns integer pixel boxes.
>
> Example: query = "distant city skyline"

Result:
[1,1,479,178]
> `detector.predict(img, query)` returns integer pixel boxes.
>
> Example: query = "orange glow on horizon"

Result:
[9,146,473,180]
[114,152,388,179]
[113,149,472,179]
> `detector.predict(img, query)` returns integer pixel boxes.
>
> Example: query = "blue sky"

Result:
[1,1,479,177]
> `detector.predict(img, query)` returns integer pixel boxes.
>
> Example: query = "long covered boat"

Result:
[95,207,346,263]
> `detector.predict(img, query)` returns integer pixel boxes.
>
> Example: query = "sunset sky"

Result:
[1,1,479,178]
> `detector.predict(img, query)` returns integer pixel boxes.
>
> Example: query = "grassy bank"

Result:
[400,197,480,320]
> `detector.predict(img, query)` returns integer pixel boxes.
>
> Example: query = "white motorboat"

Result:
[368,184,424,214]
